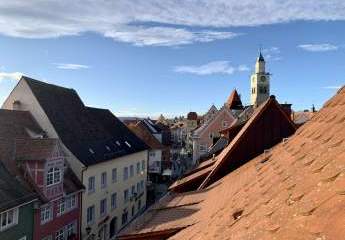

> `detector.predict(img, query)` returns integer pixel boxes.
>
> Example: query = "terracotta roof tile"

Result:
[119,88,345,240]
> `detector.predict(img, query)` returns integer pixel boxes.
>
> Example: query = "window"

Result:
[100,199,107,217]
[131,185,136,197]
[86,205,95,225]
[47,167,61,186]
[112,168,117,183]
[101,172,107,189]
[124,189,129,203]
[136,182,140,193]
[199,144,207,152]
[57,194,77,216]
[129,165,134,177]
[138,200,142,211]
[55,228,64,240]
[66,222,76,238]
[111,193,117,210]
[136,162,140,175]
[125,141,131,148]
[88,176,95,193]
[149,152,156,157]
[140,180,145,193]
[123,167,128,181]
[141,160,145,171]
[121,211,128,225]
[131,206,135,217]
[0,208,18,231]
[40,205,52,224]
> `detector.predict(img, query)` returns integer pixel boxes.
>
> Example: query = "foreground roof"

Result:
[23,77,148,166]
[119,86,345,240]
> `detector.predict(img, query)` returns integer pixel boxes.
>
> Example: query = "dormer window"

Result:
[125,141,131,148]
[47,167,61,186]
[115,141,121,146]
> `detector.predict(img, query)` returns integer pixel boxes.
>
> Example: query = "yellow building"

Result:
[2,76,149,240]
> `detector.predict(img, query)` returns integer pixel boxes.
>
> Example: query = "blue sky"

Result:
[0,1,344,118]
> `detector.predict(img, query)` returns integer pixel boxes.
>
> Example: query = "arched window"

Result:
[47,167,61,186]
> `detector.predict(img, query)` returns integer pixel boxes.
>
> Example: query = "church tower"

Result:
[250,51,270,107]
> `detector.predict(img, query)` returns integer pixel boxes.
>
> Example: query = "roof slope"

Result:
[226,89,243,110]
[128,121,165,150]
[0,161,37,212]
[199,96,296,189]
[23,77,147,166]
[0,109,44,139]
[119,88,345,240]
[169,85,345,240]
[15,138,59,161]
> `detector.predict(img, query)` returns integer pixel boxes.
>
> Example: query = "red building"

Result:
[0,109,84,240]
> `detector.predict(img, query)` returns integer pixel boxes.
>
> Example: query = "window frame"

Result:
[0,207,19,231]
[40,204,53,225]
[46,167,61,187]
[101,172,107,189]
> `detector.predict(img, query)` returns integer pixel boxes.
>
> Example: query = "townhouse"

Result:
[0,161,37,240]
[0,109,84,240]
[2,76,149,240]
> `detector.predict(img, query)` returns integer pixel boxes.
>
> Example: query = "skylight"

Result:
[89,148,95,154]
[125,141,131,148]
[115,141,121,146]
[105,145,111,151]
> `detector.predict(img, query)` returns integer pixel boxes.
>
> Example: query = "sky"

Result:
[0,1,344,118]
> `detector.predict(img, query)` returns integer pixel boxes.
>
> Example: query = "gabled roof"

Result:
[120,86,345,240]
[23,76,148,166]
[199,96,296,189]
[128,121,166,150]
[225,89,243,110]
[0,161,37,212]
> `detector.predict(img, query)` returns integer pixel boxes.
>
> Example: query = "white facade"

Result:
[250,53,270,106]
[2,79,148,240]
[148,149,162,173]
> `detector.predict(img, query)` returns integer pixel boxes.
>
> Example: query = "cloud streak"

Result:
[323,85,341,89]
[0,72,23,82]
[298,44,339,52]
[55,63,90,70]
[1,1,345,46]
[174,61,249,75]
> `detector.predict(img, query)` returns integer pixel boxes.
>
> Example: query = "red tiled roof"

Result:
[128,121,166,150]
[199,96,296,189]
[226,89,243,110]
[15,138,59,161]
[169,86,345,239]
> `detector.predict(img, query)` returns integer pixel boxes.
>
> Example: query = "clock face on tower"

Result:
[260,76,266,82]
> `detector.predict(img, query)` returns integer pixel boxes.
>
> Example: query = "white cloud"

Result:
[298,44,339,52]
[1,1,345,46]
[105,27,238,46]
[323,85,341,89]
[0,72,23,82]
[54,63,90,70]
[262,47,282,61]
[174,61,248,75]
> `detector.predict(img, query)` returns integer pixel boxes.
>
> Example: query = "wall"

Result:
[0,202,35,240]
[81,150,148,239]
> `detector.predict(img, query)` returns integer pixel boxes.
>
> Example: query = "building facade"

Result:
[0,162,37,240]
[2,77,149,240]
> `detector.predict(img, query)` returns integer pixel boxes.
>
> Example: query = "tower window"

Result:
[260,76,266,82]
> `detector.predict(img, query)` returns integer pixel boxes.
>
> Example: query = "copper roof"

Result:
[120,86,345,239]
